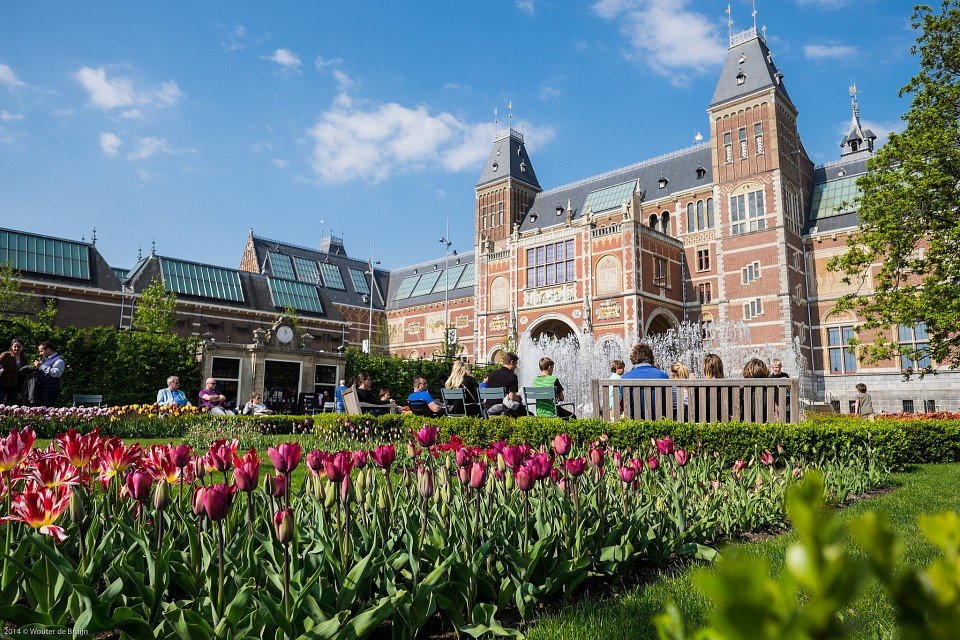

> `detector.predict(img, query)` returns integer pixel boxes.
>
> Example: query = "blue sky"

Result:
[0,0,916,271]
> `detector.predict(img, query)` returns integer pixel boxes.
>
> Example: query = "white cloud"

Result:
[540,78,563,101]
[224,24,248,52]
[332,70,356,91]
[804,43,859,60]
[73,66,185,111]
[264,49,302,72]
[0,63,26,90]
[120,109,144,120]
[126,136,195,161]
[306,93,554,183]
[271,158,290,169]
[591,0,726,86]
[0,110,24,121]
[100,132,122,157]
[315,55,342,70]
[516,0,535,15]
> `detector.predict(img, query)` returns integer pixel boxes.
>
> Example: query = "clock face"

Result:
[277,326,294,344]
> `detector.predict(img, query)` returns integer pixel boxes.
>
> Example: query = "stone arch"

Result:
[644,309,679,336]
[527,315,578,341]
[487,348,504,364]
[594,254,622,296]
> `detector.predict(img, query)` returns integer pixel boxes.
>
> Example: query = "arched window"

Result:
[648,214,658,228]
[696,200,705,230]
[661,211,670,235]
[686,203,695,233]
[706,198,715,228]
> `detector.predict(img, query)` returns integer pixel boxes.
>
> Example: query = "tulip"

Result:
[564,457,586,477]
[171,444,192,468]
[417,466,434,498]
[54,428,99,468]
[323,451,352,483]
[202,484,235,521]
[618,465,636,484]
[457,466,470,486]
[551,433,572,456]
[455,447,473,468]
[0,487,70,543]
[153,480,170,511]
[31,454,81,489]
[273,508,294,543]
[306,450,325,473]
[268,442,302,474]
[656,437,675,456]
[515,465,535,492]
[69,489,87,525]
[352,450,368,469]
[0,427,36,472]
[233,461,260,493]
[760,450,774,466]
[194,456,206,481]
[206,439,238,474]
[192,487,207,516]
[415,425,439,448]
[529,452,552,480]
[270,474,286,499]
[674,449,689,467]
[646,456,660,471]
[371,444,396,471]
[732,459,747,474]
[502,446,524,469]
[469,461,487,489]
[125,470,154,504]
[589,447,605,468]
[631,458,645,473]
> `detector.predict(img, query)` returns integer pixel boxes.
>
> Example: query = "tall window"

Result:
[741,260,761,284]
[754,123,764,155]
[686,203,694,232]
[730,189,766,235]
[653,257,670,288]
[743,298,763,320]
[706,198,714,228]
[739,127,748,159]
[696,247,710,272]
[686,199,715,233]
[898,322,931,370]
[724,132,732,163]
[696,200,704,230]
[827,326,857,374]
[697,282,712,304]
[526,240,575,288]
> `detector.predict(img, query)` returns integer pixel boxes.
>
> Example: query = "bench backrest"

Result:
[73,394,103,407]
[341,386,361,415]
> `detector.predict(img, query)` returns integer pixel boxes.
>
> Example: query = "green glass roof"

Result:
[0,229,91,280]
[318,263,345,290]
[292,256,319,283]
[583,181,636,214]
[811,176,861,220]
[432,264,467,294]
[112,267,129,281]
[348,268,370,295]
[456,262,475,289]
[268,278,323,313]
[160,258,245,302]
[411,270,442,296]
[393,274,420,300]
[268,252,296,280]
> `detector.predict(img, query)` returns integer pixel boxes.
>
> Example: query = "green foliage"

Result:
[344,348,461,397]
[0,263,31,320]
[132,278,177,334]
[829,1,960,372]
[655,469,960,639]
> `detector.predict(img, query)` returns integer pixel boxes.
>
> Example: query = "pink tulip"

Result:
[0,427,36,472]
[352,450,368,469]
[618,465,636,484]
[732,459,747,474]
[469,461,487,489]
[125,470,154,503]
[589,447,604,468]
[267,474,286,499]
[233,460,260,493]
[630,458,645,473]
[760,450,774,466]
[171,444,192,468]
[656,437,675,456]
[192,487,207,516]
[457,466,470,486]
[267,442,302,474]
[515,465,535,492]
[564,457,586,477]
[646,456,660,471]
[551,433,572,456]
[323,451,352,483]
[306,450,325,473]
[455,447,473,468]
[529,452,552,480]
[415,425,439,448]
[202,483,235,521]
[502,446,524,469]
[206,439,238,473]
[371,445,395,471]
[274,508,294,544]
[674,450,689,467]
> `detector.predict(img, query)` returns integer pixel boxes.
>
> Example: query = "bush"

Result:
[344,348,493,399]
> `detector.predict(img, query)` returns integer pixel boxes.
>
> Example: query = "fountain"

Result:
[516,321,808,416]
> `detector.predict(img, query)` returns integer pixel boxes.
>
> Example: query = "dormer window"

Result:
[658,176,668,189]
[555,204,564,216]
[736,71,746,85]
[696,165,706,179]
[520,160,526,172]
[492,162,499,172]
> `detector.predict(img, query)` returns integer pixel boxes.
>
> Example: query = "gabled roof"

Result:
[518,143,712,232]
[475,129,540,191]
[710,28,792,109]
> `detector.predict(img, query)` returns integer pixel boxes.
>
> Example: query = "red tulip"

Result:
[551,433,572,456]
[760,450,774,466]
[145,445,178,484]
[323,451,353,483]
[564,457,586,477]
[352,450,368,469]
[589,447,605,468]
[206,439,238,473]
[233,460,260,493]
[674,450,689,467]
[618,465,636,484]
[54,428,99,468]
[515,465,535,492]
[469,461,487,489]
[415,425,439,448]
[646,456,660,471]
[98,439,143,482]
[371,444,395,471]
[529,453,552,480]
[732,459,747,474]
[30,454,80,489]
[274,508,294,544]
[0,487,70,543]
[267,442,302,474]
[0,427,36,472]
[630,458,645,473]
[171,444,192,468]
[202,483,235,521]
[656,437,675,456]
[125,470,154,503]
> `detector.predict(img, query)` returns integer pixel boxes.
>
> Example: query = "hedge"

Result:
[11,411,960,471]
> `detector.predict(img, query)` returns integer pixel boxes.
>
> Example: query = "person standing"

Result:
[334,379,348,413]
[854,383,875,421]
[0,339,27,405]
[34,341,65,407]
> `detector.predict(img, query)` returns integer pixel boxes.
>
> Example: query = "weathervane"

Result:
[727,4,733,41]
[752,0,758,30]
[493,106,499,138]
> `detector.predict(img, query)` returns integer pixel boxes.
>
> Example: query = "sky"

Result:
[0,0,918,271]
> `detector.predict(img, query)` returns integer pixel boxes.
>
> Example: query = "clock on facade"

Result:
[276,325,294,344]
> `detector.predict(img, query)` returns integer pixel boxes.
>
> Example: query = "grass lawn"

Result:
[527,463,960,640]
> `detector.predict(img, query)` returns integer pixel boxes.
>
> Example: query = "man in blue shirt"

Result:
[34,341,65,407]
[620,343,668,419]
[334,379,348,413]
[407,376,444,416]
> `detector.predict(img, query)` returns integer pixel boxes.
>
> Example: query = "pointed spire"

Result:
[90,227,97,246]
[752,0,758,30]
[840,82,876,157]
[151,239,156,257]
[727,4,733,41]
[137,246,143,261]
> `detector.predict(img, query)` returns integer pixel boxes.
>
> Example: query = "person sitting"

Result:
[199,378,235,416]
[406,376,444,417]
[620,343,668,419]
[484,352,527,417]
[479,373,490,389]
[242,392,274,415]
[157,376,191,407]
[741,358,770,422]
[444,360,482,417]
[532,357,575,418]
[607,359,625,415]
[355,372,394,416]
[379,388,392,402]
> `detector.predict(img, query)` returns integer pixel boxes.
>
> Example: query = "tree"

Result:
[0,264,31,320]
[134,278,178,333]
[830,1,960,374]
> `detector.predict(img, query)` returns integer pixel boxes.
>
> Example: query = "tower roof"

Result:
[710,27,792,109]
[840,83,876,160]
[475,128,541,191]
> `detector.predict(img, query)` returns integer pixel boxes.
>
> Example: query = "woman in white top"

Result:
[243,392,274,415]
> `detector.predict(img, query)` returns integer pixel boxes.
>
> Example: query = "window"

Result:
[706,198,715,228]
[827,325,858,374]
[848,400,857,414]
[924,399,936,413]
[268,252,296,280]
[293,257,320,284]
[741,261,761,284]
[318,263,346,290]
[314,364,338,399]
[898,322,931,370]
[210,357,241,407]
[160,258,245,302]
[697,282,712,304]
[649,214,659,228]
[784,188,802,234]
[730,189,766,235]
[268,278,324,313]
[653,257,669,288]
[348,268,370,295]
[686,203,694,232]
[696,248,710,272]
[739,127,748,159]
[743,298,763,320]
[830,400,841,413]
[660,211,670,235]
[0,230,91,280]
[754,123,764,155]
[902,399,915,414]
[724,132,732,163]
[696,200,705,230]
[526,239,575,288]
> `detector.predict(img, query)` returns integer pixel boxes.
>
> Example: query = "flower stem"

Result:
[216,521,225,620]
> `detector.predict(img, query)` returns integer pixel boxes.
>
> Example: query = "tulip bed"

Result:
[0,426,887,638]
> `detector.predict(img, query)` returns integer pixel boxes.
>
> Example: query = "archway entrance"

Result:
[646,312,677,337]
[528,318,577,342]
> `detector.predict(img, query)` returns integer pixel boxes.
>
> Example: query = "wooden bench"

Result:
[592,378,800,423]
[341,386,398,415]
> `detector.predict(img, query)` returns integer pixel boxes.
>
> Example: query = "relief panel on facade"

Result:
[595,255,622,296]
[522,283,576,307]
[489,315,508,333]
[489,276,510,311]
[596,301,622,320]
[455,315,469,329]
[388,320,404,343]
[425,312,445,340]
[812,256,871,298]
[407,322,421,336]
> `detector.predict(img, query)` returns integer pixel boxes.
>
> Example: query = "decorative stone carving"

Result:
[489,276,510,311]
[522,283,576,307]
[595,255,622,295]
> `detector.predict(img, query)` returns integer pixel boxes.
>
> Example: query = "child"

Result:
[669,362,690,421]
[379,388,392,402]
[854,383,875,421]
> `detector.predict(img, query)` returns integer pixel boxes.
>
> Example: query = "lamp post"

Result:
[365,243,380,354]
[439,220,454,359]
